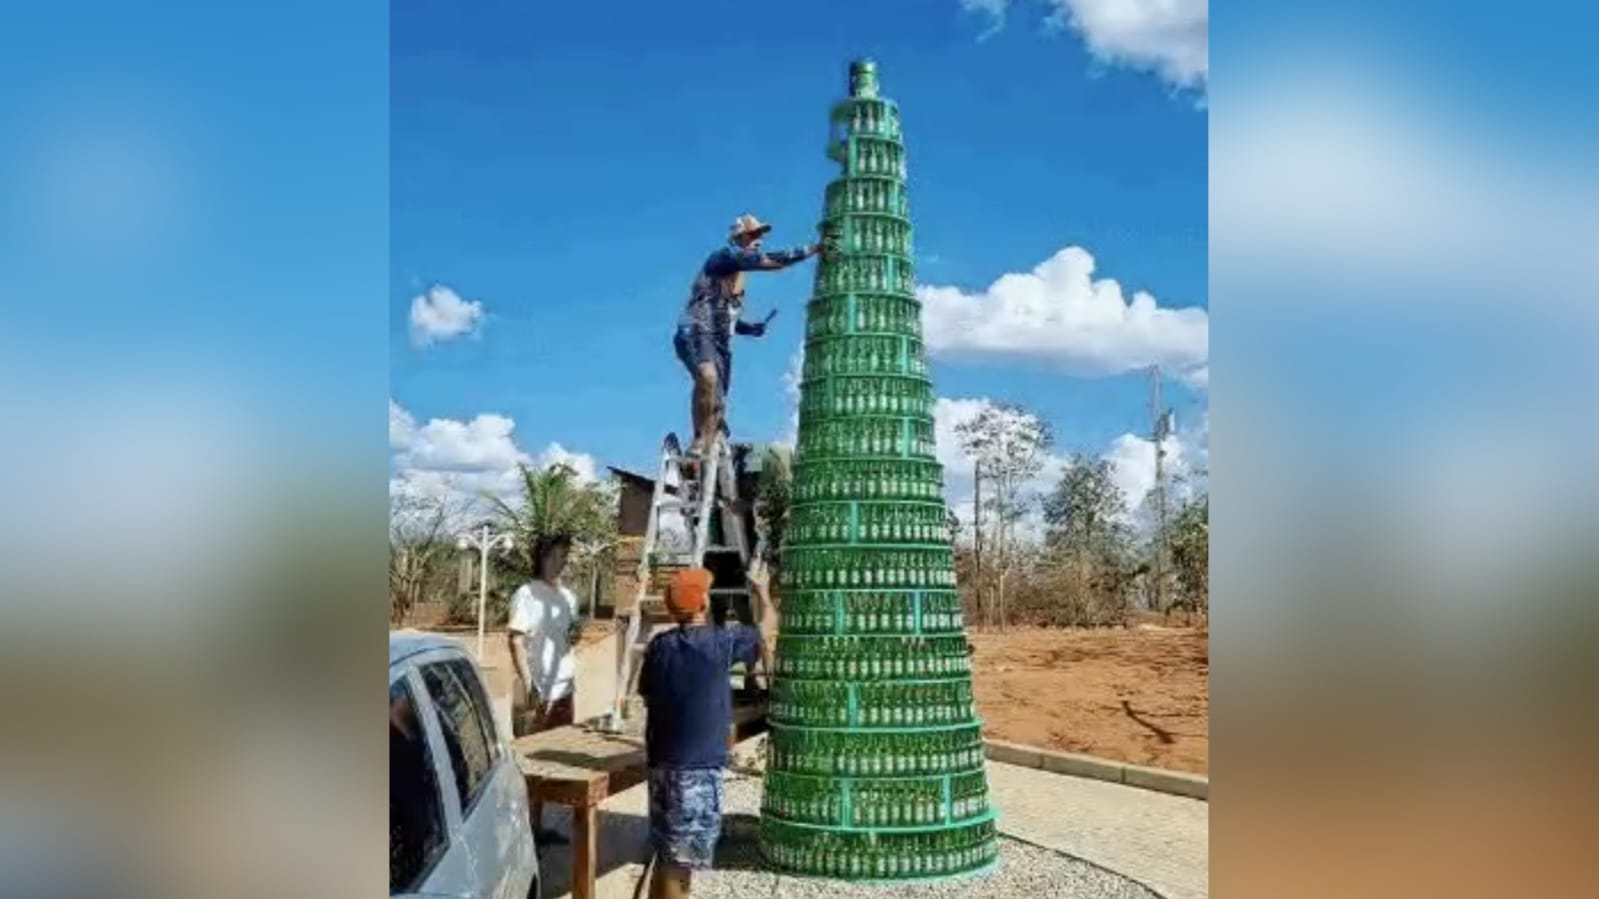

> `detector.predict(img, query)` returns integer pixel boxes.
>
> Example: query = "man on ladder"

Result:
[671,213,826,460]
[604,216,823,733]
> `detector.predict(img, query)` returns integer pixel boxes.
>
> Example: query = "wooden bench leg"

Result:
[572,803,597,899]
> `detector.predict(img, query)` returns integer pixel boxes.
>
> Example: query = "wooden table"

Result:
[513,700,767,899]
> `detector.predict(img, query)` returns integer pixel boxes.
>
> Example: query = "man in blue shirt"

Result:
[674,214,826,458]
[638,567,776,899]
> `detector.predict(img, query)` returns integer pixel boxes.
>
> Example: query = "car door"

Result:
[390,667,474,898]
[416,655,534,899]
[451,657,537,898]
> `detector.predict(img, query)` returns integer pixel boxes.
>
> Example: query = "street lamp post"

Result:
[457,524,514,660]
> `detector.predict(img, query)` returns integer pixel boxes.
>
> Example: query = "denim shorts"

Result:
[673,325,731,395]
[647,766,724,869]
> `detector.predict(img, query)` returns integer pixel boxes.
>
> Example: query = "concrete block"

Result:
[1037,749,1126,786]
[984,739,1045,769]
[1122,763,1208,800]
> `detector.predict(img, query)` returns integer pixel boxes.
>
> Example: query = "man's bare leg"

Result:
[648,860,692,899]
[690,362,720,456]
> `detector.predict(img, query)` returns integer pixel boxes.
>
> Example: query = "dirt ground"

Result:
[970,624,1209,774]
[412,620,1209,775]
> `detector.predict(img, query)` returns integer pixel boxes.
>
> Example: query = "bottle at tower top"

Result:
[849,59,879,98]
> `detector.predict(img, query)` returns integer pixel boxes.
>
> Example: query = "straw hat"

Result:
[729,213,773,242]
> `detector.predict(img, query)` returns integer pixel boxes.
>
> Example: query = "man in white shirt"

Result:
[507,533,583,841]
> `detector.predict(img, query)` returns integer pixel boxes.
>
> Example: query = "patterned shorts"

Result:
[673,325,732,394]
[647,767,724,870]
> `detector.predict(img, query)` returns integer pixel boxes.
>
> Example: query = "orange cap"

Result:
[666,568,712,617]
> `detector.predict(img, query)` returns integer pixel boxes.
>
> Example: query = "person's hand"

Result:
[746,321,767,338]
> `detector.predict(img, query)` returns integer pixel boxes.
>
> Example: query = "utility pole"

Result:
[972,458,983,629]
[1149,365,1170,615]
[457,523,514,660]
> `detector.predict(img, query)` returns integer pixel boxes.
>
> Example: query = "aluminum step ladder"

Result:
[601,432,752,732]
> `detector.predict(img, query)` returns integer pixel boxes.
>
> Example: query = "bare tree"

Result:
[957,403,1052,630]
[389,489,464,625]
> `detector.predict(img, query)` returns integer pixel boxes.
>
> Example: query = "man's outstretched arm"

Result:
[726,244,820,271]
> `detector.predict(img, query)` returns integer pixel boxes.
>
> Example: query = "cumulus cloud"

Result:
[408,284,485,347]
[537,443,599,483]
[389,398,414,450]
[1046,0,1207,89]
[778,345,805,448]
[960,0,1208,90]
[935,395,1207,541]
[402,413,525,474]
[1100,407,1208,526]
[933,397,1065,543]
[387,400,600,515]
[918,245,1208,385]
[1103,432,1185,511]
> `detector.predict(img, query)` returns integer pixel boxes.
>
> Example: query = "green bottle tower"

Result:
[758,60,999,881]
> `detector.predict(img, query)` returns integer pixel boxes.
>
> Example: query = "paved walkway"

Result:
[531,755,1208,899]
[430,630,1208,898]
[985,761,1207,899]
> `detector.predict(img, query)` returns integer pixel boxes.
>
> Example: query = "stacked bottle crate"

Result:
[758,59,998,882]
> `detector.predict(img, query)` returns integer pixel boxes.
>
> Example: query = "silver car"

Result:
[390,631,539,898]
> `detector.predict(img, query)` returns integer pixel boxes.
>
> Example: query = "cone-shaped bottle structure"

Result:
[758,60,998,881]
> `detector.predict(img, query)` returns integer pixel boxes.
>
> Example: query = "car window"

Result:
[450,658,504,757]
[390,676,447,894]
[420,660,496,815]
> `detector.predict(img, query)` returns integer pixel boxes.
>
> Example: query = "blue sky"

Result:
[389,0,1209,514]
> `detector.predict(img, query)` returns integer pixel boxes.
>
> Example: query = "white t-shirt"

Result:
[507,580,579,703]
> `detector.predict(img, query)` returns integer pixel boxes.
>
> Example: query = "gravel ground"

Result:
[678,773,1165,899]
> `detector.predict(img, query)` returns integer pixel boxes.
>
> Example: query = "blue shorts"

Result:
[674,325,731,395]
[647,766,724,870]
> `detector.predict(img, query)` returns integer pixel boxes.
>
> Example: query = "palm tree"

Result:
[488,462,618,581]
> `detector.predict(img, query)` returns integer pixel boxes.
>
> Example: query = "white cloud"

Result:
[958,0,1010,17]
[403,413,527,473]
[957,0,1011,39]
[1100,407,1208,528]
[536,443,598,483]
[932,397,993,473]
[1046,0,1207,89]
[408,284,485,347]
[388,401,600,515]
[1102,432,1185,511]
[389,398,415,450]
[959,0,1208,90]
[778,345,805,447]
[918,245,1208,384]
[934,395,1207,542]
[933,397,1067,543]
